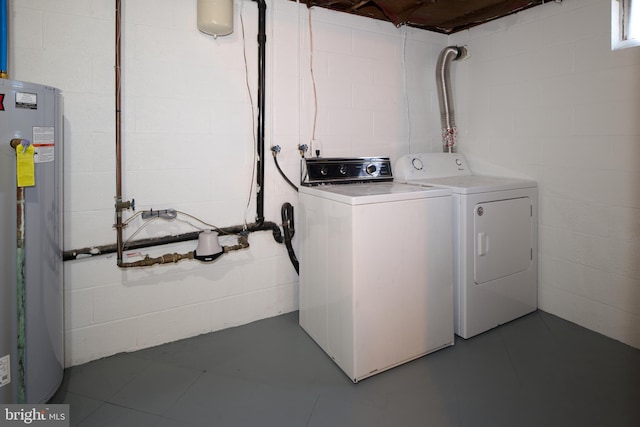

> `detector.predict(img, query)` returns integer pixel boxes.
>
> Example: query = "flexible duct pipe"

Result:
[435,45,468,153]
[1,0,8,78]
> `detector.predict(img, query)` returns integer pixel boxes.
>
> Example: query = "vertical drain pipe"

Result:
[436,45,468,153]
[254,0,266,226]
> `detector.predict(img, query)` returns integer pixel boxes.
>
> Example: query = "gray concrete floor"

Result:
[50,310,640,427]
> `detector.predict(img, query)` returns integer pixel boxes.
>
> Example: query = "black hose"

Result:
[273,152,298,192]
[281,202,299,274]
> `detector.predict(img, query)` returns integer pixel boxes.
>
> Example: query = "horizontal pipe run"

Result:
[116,233,250,268]
[63,221,283,261]
[118,251,195,268]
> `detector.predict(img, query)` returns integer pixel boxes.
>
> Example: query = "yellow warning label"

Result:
[16,143,36,187]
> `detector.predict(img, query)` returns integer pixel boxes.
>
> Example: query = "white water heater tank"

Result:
[197,0,233,37]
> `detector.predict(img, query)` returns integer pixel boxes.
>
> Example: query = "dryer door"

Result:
[474,197,532,284]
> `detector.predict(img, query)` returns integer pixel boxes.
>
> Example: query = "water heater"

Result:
[0,78,64,403]
[197,0,234,37]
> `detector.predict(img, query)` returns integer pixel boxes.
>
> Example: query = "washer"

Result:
[395,153,538,339]
[298,157,454,382]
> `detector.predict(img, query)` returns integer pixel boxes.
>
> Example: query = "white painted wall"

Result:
[8,0,448,366]
[450,0,640,349]
[9,0,638,367]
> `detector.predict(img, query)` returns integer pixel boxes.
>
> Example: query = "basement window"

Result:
[613,0,640,49]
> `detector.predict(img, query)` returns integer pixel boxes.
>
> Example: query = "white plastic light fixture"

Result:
[194,230,223,262]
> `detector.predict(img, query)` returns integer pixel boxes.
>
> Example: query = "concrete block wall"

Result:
[9,0,448,366]
[450,0,640,348]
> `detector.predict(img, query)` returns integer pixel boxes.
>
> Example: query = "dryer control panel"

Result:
[395,153,471,181]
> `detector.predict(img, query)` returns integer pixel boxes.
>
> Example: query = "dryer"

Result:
[395,153,538,339]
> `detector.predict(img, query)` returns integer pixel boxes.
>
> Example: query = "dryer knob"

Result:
[412,158,424,170]
[365,164,377,175]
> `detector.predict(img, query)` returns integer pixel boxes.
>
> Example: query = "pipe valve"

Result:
[115,197,135,212]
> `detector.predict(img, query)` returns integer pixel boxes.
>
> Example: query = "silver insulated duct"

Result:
[436,45,468,153]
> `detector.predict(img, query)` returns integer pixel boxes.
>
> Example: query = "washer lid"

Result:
[299,182,451,205]
[397,175,537,194]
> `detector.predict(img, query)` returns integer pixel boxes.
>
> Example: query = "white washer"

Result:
[298,157,454,382]
[395,153,538,339]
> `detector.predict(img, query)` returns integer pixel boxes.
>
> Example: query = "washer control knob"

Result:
[456,158,463,166]
[320,166,328,176]
[412,158,424,170]
[339,164,348,175]
[365,164,377,175]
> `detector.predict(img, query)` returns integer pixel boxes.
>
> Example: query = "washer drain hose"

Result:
[281,202,299,274]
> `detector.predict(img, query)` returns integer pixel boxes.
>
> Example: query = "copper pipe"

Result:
[9,138,26,402]
[115,0,124,265]
[9,141,25,247]
[116,235,249,268]
[118,251,195,268]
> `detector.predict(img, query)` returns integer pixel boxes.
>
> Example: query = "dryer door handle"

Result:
[477,232,489,256]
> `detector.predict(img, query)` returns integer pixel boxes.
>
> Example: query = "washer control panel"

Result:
[301,157,393,186]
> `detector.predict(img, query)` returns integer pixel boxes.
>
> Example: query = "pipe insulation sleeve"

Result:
[1,0,8,77]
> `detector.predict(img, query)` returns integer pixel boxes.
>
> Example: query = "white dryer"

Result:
[395,153,538,339]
